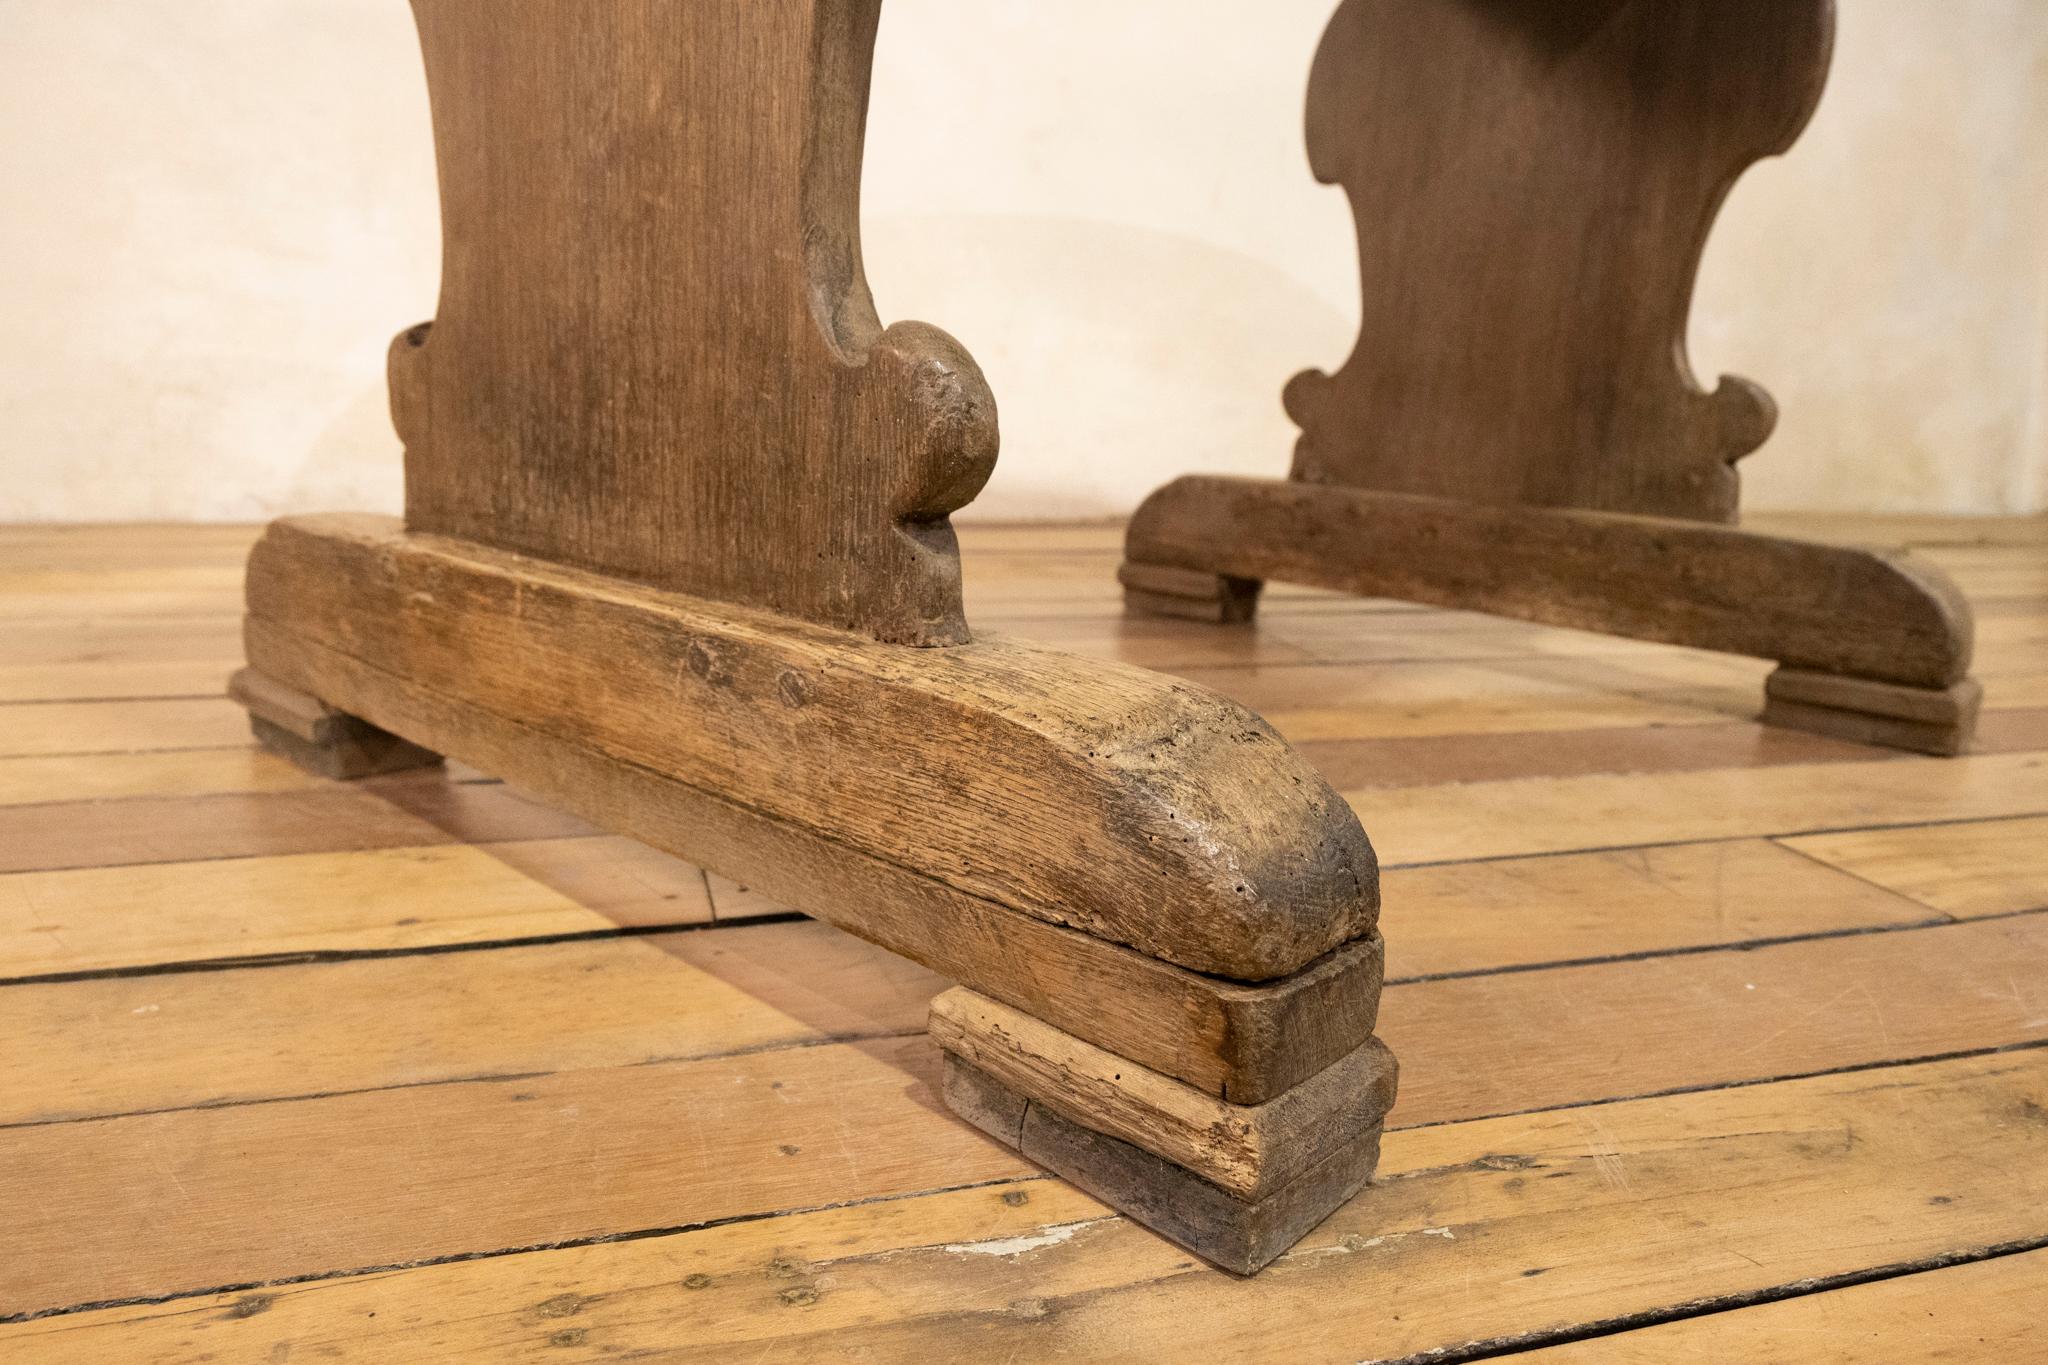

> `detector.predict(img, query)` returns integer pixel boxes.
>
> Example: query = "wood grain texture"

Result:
[1782,815,2048,919]
[1380,838,1936,979]
[1,697,251,757]
[943,1054,1387,1276]
[6,898,2042,1319]
[1519,1249,2048,1363]
[9,520,2046,1347]
[1175,658,1729,742]
[929,988,1396,1200]
[0,921,935,1127]
[1380,913,2048,1126]
[12,1049,2040,1358]
[0,836,712,980]
[1127,478,1975,690]
[0,777,593,876]
[396,0,994,644]
[245,513,1376,983]
[274,646,1382,1101]
[1301,721,1896,791]
[0,848,1993,1136]
[1286,0,1831,521]
[0,1034,1029,1317]
[0,749,326,806]
[1352,751,2048,866]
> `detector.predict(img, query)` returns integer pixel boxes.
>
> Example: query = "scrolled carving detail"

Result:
[1291,0,1834,522]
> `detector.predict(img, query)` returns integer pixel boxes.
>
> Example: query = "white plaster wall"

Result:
[1,0,2043,522]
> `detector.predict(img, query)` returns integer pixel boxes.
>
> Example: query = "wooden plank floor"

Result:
[2,516,2045,1363]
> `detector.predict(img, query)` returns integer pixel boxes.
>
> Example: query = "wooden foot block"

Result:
[229,667,441,780]
[933,986,1397,1274]
[929,988,1395,1201]
[1118,561,1262,624]
[1763,668,1982,757]
[941,1054,1389,1276]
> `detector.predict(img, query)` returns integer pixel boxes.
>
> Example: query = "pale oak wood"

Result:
[1380,913,2048,1127]
[0,749,325,807]
[0,697,251,757]
[1519,1249,2048,1363]
[1381,838,1935,979]
[0,837,712,980]
[0,779,594,877]
[1354,750,2048,866]
[0,922,934,1128]
[1782,814,2048,919]
[1302,720,1898,792]
[5,904,2043,1315]
[0,1035,1025,1315]
[9,1050,2039,1358]
[0,660,235,703]
[0,844,1962,1124]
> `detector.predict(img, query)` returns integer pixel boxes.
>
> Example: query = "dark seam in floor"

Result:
[1386,1035,2048,1134]
[1382,903,2048,987]
[0,1027,930,1132]
[0,912,811,989]
[0,1173,1053,1326]
[1386,1234,2048,1364]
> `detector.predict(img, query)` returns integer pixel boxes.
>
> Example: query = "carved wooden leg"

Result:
[1124,0,1980,755]
[234,0,1393,1273]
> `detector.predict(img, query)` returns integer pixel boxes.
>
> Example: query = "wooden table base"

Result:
[228,0,1397,1275]
[235,511,1395,1271]
[1124,478,1979,757]
[1124,0,1980,759]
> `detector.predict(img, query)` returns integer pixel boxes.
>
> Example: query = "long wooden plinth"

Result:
[1125,476,1980,755]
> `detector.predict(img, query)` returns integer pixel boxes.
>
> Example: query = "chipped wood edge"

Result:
[941,1054,1388,1275]
[929,987,1396,1200]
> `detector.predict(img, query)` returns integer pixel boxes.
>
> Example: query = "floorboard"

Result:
[0,516,2043,1361]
